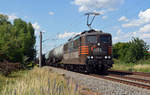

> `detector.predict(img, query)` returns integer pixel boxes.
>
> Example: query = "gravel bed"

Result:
[45,66,150,95]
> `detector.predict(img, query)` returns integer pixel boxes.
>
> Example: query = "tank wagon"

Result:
[45,29,113,73]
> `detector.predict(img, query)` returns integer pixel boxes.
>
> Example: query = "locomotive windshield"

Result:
[99,35,111,43]
[86,35,97,43]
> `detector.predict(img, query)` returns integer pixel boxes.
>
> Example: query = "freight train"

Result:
[45,29,113,73]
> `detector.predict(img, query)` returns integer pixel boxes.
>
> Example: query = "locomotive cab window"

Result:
[86,35,97,43]
[99,35,111,43]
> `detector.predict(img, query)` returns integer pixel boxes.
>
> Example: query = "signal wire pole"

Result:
[39,31,42,68]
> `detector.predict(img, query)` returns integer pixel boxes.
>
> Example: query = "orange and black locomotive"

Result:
[45,29,113,73]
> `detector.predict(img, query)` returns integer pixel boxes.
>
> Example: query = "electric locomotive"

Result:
[45,12,113,73]
[45,29,113,73]
[64,29,113,72]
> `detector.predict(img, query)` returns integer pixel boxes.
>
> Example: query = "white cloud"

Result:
[32,22,40,30]
[32,22,40,35]
[118,16,129,22]
[32,22,46,36]
[102,15,107,19]
[140,33,150,39]
[117,29,122,35]
[135,24,150,40]
[73,0,124,13]
[1,13,18,20]
[113,28,133,43]
[24,16,28,19]
[127,24,150,44]
[49,11,54,15]
[113,24,150,45]
[8,14,18,20]
[114,37,119,40]
[122,8,150,28]
[0,12,18,21]
[57,31,81,39]
[138,24,150,33]
[113,32,133,43]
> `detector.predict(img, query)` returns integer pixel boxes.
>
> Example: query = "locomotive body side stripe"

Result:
[108,46,112,55]
[79,46,89,55]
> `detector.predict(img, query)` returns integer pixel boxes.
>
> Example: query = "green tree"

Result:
[113,37,149,63]
[125,37,149,63]
[0,14,12,61]
[0,14,10,25]
[112,42,129,60]
[0,14,36,64]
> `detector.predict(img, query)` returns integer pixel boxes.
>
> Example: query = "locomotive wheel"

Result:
[99,65,108,75]
[70,65,74,71]
[86,59,94,74]
[86,64,93,74]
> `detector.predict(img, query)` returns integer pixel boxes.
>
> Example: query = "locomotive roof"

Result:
[68,29,111,41]
[81,29,111,35]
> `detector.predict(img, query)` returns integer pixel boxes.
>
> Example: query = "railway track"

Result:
[108,74,150,84]
[90,74,150,90]
[109,70,150,77]
[50,65,150,90]
[89,70,150,90]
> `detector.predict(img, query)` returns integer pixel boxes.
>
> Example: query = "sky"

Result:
[0,0,150,54]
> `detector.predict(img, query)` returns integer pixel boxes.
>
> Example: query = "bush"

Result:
[0,61,21,76]
[112,42,129,60]
[125,38,149,63]
[113,37,149,63]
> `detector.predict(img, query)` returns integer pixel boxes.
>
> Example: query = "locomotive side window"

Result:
[73,39,78,49]
[77,38,80,47]
[68,42,71,52]
[99,35,111,43]
[68,41,74,52]
[73,37,80,49]
[86,35,97,43]
[64,43,69,54]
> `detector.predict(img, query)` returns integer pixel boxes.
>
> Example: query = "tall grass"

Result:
[111,58,150,72]
[133,64,150,72]
[1,67,79,95]
[0,70,27,93]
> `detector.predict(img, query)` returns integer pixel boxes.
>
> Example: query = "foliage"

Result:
[0,61,20,76]
[125,38,149,63]
[0,14,36,64]
[112,42,129,60]
[113,37,149,63]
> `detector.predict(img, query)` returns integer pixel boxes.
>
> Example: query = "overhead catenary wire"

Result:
[42,0,148,54]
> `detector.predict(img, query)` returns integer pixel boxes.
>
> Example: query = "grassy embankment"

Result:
[0,67,80,95]
[111,58,150,73]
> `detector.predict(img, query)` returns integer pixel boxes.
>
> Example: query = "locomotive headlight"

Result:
[97,43,100,46]
[91,56,94,59]
[87,56,90,59]
[104,56,107,59]
[108,56,111,59]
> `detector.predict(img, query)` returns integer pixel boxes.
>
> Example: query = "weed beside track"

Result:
[0,67,79,95]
